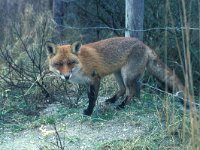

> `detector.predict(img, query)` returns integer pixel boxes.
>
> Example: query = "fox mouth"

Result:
[59,73,72,81]
[49,66,71,80]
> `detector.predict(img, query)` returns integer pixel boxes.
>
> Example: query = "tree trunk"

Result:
[53,0,64,41]
[125,0,144,40]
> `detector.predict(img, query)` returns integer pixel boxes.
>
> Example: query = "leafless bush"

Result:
[0,4,80,118]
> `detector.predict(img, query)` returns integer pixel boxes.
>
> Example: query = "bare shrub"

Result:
[0,4,80,121]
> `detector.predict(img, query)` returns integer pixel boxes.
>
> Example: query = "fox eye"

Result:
[67,60,76,65]
[54,62,63,67]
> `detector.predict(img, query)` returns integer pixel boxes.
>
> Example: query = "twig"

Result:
[17,70,52,98]
[53,123,65,150]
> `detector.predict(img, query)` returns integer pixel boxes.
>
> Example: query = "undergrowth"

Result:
[0,75,199,149]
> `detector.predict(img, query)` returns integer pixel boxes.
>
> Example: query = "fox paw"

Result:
[105,99,112,104]
[105,95,117,104]
[116,103,125,110]
[83,109,93,116]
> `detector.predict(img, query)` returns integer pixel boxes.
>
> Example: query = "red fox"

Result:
[46,37,186,115]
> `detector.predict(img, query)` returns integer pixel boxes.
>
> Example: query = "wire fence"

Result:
[58,25,200,32]
[53,25,200,44]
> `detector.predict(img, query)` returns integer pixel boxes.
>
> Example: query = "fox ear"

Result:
[46,42,56,56]
[71,42,82,54]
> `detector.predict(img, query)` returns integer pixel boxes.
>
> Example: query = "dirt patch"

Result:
[0,103,145,150]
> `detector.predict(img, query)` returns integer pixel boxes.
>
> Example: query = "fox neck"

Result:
[68,64,93,84]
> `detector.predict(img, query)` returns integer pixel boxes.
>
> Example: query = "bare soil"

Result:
[0,102,145,150]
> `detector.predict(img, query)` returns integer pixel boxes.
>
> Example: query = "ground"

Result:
[0,94,192,150]
[0,100,147,150]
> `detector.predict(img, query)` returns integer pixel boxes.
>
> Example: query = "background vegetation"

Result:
[0,0,199,149]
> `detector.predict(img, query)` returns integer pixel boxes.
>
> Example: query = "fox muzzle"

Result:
[64,75,70,80]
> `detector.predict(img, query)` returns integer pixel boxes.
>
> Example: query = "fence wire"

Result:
[58,25,200,32]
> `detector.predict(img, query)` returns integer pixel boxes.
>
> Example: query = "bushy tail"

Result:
[146,48,199,109]
[147,53,185,101]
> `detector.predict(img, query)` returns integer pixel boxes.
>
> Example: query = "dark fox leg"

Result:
[105,71,125,104]
[117,74,141,109]
[84,78,100,116]
[133,75,141,99]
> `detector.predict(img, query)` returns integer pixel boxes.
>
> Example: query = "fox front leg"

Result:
[84,78,100,116]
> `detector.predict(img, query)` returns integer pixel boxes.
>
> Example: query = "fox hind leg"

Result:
[117,74,141,109]
[133,74,141,99]
[105,71,126,104]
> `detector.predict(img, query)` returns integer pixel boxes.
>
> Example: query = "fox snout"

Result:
[64,75,70,80]
[59,73,71,80]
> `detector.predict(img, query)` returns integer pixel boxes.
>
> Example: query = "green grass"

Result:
[94,96,188,150]
[0,75,199,149]
[91,77,196,149]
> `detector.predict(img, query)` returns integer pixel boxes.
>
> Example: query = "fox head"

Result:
[46,41,87,82]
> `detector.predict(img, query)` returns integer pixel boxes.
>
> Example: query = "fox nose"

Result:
[64,75,70,80]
